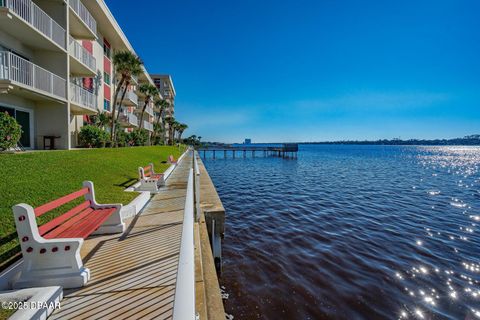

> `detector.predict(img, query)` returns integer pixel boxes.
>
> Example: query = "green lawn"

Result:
[0,145,185,269]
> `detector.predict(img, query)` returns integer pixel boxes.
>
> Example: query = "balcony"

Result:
[135,102,154,117]
[0,51,66,101]
[119,110,138,128]
[122,90,138,106]
[69,0,97,39]
[145,104,154,116]
[69,36,96,76]
[131,75,138,85]
[0,0,66,51]
[143,121,153,132]
[70,83,97,114]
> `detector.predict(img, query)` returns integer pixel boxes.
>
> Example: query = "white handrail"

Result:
[194,152,200,176]
[172,168,195,320]
[2,0,66,49]
[0,51,66,99]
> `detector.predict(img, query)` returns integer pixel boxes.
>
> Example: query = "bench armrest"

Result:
[82,181,122,210]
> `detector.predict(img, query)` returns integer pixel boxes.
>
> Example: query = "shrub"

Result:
[0,112,22,151]
[78,125,109,148]
[129,128,149,146]
[116,129,129,147]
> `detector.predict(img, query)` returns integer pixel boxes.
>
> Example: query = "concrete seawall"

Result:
[194,151,226,320]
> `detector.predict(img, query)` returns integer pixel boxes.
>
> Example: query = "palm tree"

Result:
[172,120,181,144]
[90,111,110,129]
[165,116,176,145]
[152,99,169,143]
[138,83,158,129]
[176,123,188,143]
[110,51,143,141]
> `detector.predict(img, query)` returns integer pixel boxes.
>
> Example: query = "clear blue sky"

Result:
[106,0,480,142]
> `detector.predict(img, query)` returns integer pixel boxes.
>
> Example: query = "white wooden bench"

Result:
[137,163,165,192]
[168,155,177,164]
[12,181,125,289]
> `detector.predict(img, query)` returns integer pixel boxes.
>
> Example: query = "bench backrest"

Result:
[139,163,156,180]
[34,187,90,217]
[143,165,152,177]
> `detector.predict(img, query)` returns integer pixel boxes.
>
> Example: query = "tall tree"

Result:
[165,116,176,145]
[110,51,142,142]
[138,83,158,129]
[152,99,169,143]
[177,123,188,142]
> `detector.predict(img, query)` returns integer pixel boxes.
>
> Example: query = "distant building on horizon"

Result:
[244,138,251,144]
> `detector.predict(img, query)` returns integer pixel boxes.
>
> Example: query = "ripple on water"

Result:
[204,145,480,320]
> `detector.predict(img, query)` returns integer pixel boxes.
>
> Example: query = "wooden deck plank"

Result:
[50,151,192,320]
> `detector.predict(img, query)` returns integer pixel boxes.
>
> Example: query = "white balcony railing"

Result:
[120,110,137,126]
[131,75,138,84]
[0,51,66,99]
[70,83,96,111]
[69,0,97,35]
[145,104,154,116]
[69,36,96,71]
[1,0,66,49]
[124,90,138,104]
[143,121,153,132]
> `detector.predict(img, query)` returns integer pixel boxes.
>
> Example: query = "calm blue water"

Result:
[203,145,480,320]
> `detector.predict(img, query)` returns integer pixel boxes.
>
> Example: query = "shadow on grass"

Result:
[114,177,138,189]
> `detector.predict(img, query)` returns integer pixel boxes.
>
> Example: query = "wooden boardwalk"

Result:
[50,151,193,320]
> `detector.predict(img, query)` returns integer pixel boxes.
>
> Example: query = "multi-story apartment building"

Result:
[151,74,175,143]
[0,0,158,149]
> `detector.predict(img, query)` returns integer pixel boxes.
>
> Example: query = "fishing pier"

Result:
[198,143,299,159]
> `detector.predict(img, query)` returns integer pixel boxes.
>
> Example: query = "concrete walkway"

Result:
[50,151,193,320]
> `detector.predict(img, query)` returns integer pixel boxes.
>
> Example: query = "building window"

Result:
[103,40,111,59]
[104,72,110,85]
[104,99,111,111]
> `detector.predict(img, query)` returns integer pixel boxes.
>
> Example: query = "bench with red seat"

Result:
[168,154,177,164]
[137,163,165,192]
[12,181,124,289]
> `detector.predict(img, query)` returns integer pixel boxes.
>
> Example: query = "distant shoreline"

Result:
[203,135,480,147]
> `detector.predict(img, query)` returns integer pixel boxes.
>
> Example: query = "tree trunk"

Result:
[151,109,163,143]
[113,81,130,143]
[138,99,148,129]
[110,77,125,142]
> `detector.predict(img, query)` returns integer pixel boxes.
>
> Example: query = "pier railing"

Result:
[172,168,195,320]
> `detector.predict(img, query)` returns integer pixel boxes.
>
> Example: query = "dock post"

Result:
[233,150,235,158]
[213,150,216,159]
[203,150,206,158]
[243,150,246,158]
[252,150,255,158]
